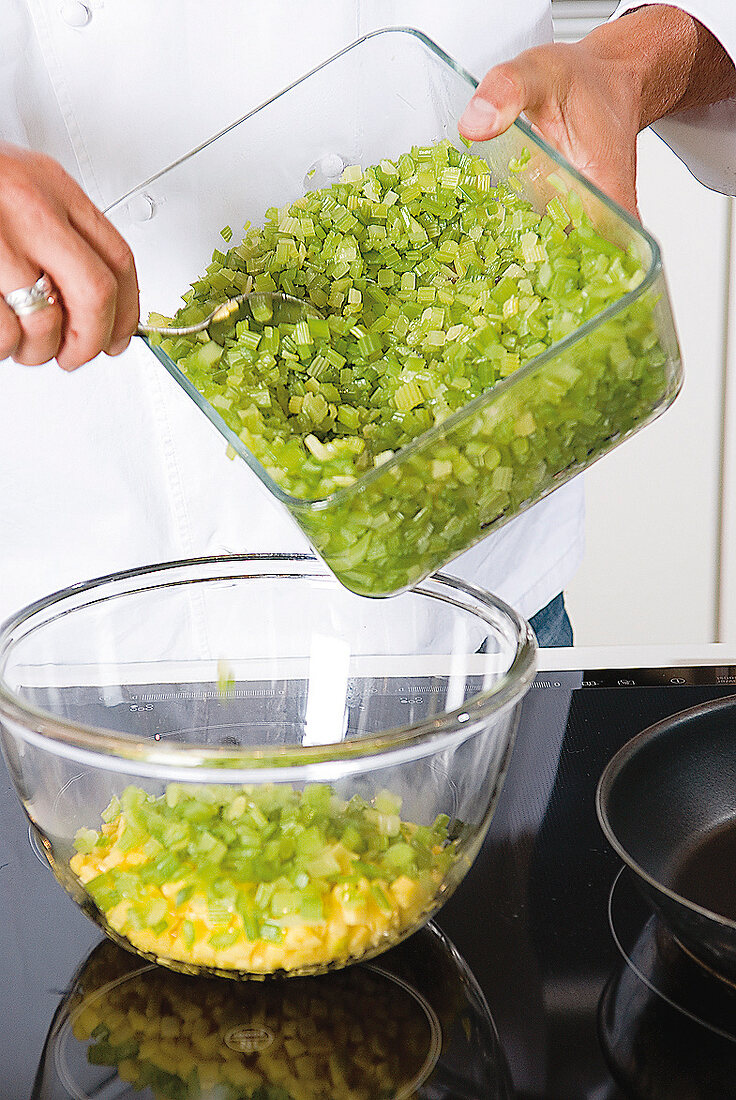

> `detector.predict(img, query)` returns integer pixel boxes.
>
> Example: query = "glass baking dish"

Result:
[107,28,682,598]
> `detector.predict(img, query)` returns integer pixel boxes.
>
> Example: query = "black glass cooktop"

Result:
[3,662,736,1099]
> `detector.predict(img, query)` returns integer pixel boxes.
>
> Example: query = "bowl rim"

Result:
[0,554,537,770]
[106,25,673,512]
[596,693,736,934]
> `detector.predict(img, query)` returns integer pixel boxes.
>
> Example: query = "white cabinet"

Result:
[552,1,734,646]
[566,132,731,644]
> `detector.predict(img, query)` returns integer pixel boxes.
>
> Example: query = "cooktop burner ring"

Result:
[673,933,736,992]
[607,866,736,1044]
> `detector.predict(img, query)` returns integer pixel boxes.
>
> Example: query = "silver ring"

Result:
[3,274,58,317]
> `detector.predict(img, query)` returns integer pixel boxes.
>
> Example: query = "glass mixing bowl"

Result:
[0,556,536,979]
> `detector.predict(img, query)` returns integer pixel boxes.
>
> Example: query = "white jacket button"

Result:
[60,3,92,27]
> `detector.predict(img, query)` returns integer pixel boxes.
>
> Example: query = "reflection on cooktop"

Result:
[32,923,512,1100]
[599,868,736,1099]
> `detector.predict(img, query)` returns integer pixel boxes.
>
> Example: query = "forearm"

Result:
[585,5,736,131]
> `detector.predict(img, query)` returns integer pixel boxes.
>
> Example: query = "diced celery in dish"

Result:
[151,139,670,596]
[71,783,456,975]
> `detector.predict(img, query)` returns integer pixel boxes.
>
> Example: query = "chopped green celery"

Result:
[116,821,146,852]
[101,795,120,824]
[370,883,393,913]
[374,790,402,816]
[260,922,283,943]
[208,927,240,950]
[295,825,323,859]
[187,340,223,373]
[135,897,167,926]
[74,781,459,956]
[73,827,99,854]
[367,809,401,837]
[299,887,325,923]
[305,851,342,880]
[383,842,417,873]
[236,894,261,941]
[86,872,121,911]
[150,144,664,594]
[301,784,332,812]
[175,884,195,907]
[270,887,301,917]
[86,1042,119,1067]
[341,824,365,853]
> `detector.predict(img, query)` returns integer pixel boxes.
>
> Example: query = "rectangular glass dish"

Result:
[107,29,682,597]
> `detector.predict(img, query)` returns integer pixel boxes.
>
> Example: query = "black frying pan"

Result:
[596,694,736,981]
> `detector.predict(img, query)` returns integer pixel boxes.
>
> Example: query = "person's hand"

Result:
[459,6,736,219]
[0,143,139,369]
[459,38,641,216]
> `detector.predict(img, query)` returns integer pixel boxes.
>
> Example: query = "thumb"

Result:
[459,53,555,142]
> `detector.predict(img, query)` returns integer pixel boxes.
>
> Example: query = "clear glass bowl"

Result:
[107,28,682,598]
[0,555,536,979]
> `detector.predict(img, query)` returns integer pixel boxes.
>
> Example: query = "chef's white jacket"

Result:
[0,1,733,625]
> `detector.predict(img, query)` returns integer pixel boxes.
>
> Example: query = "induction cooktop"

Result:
[4,646,736,1099]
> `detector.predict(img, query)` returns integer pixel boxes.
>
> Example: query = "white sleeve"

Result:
[612,2,736,195]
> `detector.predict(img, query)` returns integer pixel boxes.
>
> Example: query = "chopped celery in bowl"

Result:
[71,782,456,977]
[109,29,682,597]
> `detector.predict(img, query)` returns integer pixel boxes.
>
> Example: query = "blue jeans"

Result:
[529,592,573,648]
